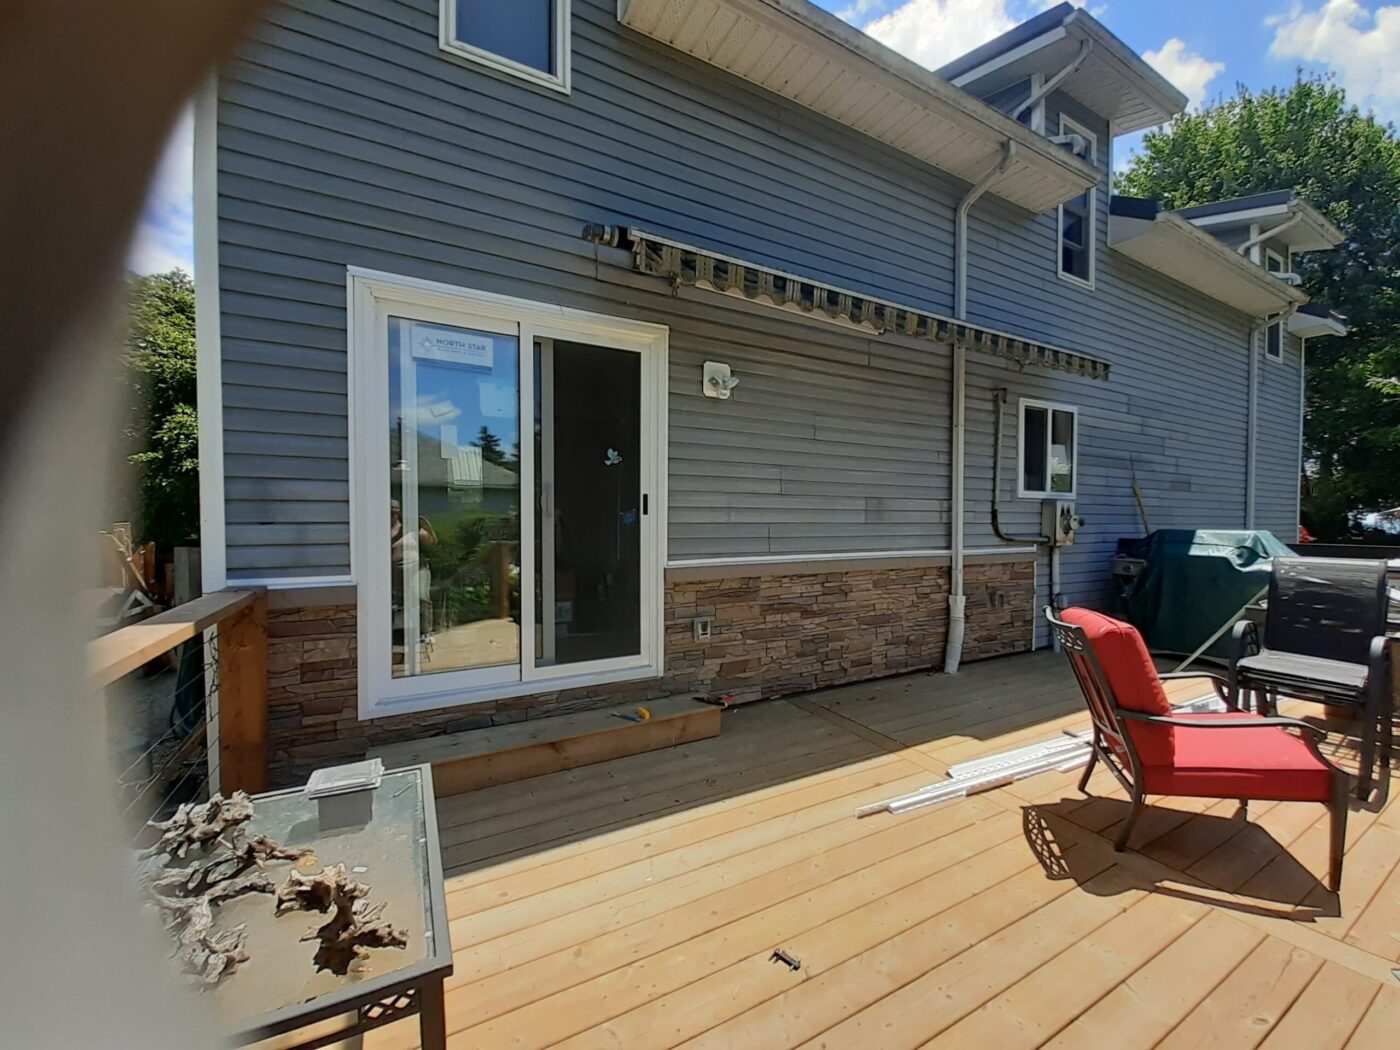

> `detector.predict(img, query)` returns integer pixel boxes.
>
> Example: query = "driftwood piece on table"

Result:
[154,834,313,898]
[147,868,277,984]
[139,792,312,985]
[276,864,409,975]
[139,792,255,860]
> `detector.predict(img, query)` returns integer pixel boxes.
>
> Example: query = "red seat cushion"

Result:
[1060,607,1176,764]
[1140,713,1332,802]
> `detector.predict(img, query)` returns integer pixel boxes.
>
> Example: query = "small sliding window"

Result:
[1019,399,1078,499]
[440,0,571,93]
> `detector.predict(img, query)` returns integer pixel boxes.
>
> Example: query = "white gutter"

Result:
[1010,40,1093,123]
[947,141,1016,675]
[1235,212,1303,257]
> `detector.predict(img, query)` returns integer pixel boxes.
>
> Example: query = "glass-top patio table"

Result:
[203,763,451,1049]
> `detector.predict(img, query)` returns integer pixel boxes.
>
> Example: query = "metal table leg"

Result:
[418,978,447,1050]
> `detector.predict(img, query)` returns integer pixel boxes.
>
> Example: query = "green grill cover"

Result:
[1118,530,1294,659]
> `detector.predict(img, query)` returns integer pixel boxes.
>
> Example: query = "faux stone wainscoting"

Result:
[264,556,1035,787]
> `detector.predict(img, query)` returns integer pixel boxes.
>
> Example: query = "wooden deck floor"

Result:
[365,651,1400,1049]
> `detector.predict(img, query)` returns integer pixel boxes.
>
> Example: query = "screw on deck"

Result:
[770,949,801,972]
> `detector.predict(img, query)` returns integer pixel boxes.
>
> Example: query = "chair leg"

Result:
[1328,775,1349,893]
[1379,683,1393,774]
[1238,799,1249,818]
[1114,789,1144,853]
[1078,745,1100,795]
[1357,690,1378,802]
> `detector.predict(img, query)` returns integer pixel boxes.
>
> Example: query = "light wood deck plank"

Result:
[673,840,1104,1050]
[1156,936,1325,1050]
[1347,983,1400,1048]
[453,806,1045,1047]
[1256,961,1379,1049]
[1039,911,1265,1049]
[920,889,1206,1048]
[357,651,1399,1050]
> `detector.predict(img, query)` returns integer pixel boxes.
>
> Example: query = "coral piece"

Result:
[139,792,255,860]
[277,864,408,975]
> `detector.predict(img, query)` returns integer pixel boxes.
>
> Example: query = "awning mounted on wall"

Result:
[587,225,1111,381]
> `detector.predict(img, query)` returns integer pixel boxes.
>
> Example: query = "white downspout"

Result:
[1246,319,1262,527]
[946,141,1015,675]
[1236,213,1302,257]
[1010,40,1092,124]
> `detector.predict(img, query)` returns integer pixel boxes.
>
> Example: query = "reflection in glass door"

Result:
[534,340,642,667]
[388,317,521,679]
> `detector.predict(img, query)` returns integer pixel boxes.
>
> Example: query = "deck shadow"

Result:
[1021,801,1340,921]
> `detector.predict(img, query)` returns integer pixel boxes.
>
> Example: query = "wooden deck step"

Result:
[370,696,722,797]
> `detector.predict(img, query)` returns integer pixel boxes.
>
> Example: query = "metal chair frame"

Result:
[1047,607,1350,892]
[1229,557,1393,799]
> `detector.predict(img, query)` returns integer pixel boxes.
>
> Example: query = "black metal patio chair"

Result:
[1229,557,1393,800]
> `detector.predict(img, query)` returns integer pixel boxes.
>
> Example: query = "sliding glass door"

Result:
[388,316,522,684]
[352,273,665,715]
[534,340,643,670]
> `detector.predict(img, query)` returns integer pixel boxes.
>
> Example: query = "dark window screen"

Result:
[1023,406,1048,493]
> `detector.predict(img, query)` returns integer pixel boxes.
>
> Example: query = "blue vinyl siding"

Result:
[214,0,1300,619]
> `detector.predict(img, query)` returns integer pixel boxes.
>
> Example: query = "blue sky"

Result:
[127,0,1400,275]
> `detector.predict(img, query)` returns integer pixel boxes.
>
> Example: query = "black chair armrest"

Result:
[1368,634,1391,677]
[1117,709,1326,741]
[1231,619,1259,664]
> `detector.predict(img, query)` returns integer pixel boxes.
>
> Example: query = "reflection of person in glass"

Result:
[391,498,438,639]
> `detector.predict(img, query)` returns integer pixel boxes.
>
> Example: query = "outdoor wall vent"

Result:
[693,617,713,642]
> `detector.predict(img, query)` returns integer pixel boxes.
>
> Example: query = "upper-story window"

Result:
[1056,114,1097,288]
[1265,248,1287,360]
[440,0,571,93]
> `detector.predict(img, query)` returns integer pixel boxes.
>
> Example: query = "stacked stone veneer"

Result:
[266,557,1034,786]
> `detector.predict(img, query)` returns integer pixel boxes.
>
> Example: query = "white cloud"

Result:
[127,105,194,275]
[835,0,893,22]
[1270,0,1400,120]
[852,0,1109,73]
[861,0,1020,71]
[1142,38,1226,111]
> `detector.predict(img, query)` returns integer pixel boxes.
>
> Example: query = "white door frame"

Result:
[348,268,669,720]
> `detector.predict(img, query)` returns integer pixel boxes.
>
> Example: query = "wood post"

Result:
[218,592,269,793]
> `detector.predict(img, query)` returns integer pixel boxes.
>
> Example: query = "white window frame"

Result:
[347,268,668,720]
[1056,114,1098,290]
[439,0,571,94]
[1264,247,1287,362]
[1017,398,1079,500]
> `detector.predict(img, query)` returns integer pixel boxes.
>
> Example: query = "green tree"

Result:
[476,425,504,465]
[127,270,199,546]
[1117,75,1400,539]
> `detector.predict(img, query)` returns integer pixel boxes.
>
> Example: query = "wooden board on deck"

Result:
[370,695,722,796]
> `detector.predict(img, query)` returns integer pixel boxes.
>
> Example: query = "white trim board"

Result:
[1056,112,1098,290]
[667,546,1038,569]
[193,72,227,594]
[347,268,669,720]
[1017,397,1079,500]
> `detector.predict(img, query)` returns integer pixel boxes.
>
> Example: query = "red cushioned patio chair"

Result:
[1047,606,1350,892]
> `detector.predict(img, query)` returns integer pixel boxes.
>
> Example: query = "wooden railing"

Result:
[89,587,269,796]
